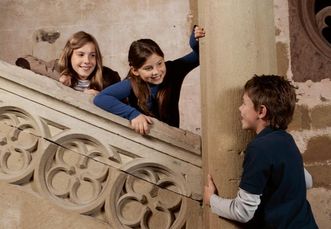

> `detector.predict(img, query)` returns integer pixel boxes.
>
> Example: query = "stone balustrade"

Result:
[0,60,202,228]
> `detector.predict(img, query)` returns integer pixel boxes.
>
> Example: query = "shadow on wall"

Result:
[34,29,61,44]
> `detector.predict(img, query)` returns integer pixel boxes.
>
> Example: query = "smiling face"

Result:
[70,42,96,80]
[132,53,166,85]
[239,92,270,134]
[239,92,260,131]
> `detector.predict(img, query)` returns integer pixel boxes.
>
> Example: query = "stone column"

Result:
[198,0,277,228]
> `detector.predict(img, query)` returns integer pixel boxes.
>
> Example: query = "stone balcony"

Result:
[0,60,202,228]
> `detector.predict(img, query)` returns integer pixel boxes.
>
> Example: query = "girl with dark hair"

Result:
[94,26,205,134]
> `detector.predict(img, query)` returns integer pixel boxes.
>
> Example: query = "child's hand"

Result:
[204,174,216,206]
[131,114,153,135]
[59,74,72,86]
[194,26,206,40]
[84,89,99,96]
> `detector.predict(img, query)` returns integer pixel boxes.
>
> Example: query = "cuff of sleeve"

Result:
[210,194,218,213]
[210,194,232,217]
[128,110,141,121]
[210,194,219,207]
[189,31,199,52]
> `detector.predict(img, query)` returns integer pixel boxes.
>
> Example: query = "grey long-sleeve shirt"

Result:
[210,168,313,223]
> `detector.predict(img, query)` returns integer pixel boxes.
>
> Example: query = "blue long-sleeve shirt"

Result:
[94,30,200,127]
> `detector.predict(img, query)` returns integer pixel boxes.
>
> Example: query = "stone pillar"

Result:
[198,0,277,228]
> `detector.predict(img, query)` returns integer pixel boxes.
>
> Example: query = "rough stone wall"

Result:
[0,182,109,229]
[274,0,331,227]
[0,0,201,134]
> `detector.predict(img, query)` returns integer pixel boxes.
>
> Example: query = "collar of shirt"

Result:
[255,126,275,139]
[74,79,90,91]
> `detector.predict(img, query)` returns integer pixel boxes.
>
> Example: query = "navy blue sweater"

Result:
[94,31,199,127]
[240,127,317,229]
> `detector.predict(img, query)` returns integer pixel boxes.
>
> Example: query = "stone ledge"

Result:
[0,60,201,162]
[0,59,203,227]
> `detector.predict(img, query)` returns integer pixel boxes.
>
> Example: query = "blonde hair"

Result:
[58,31,104,91]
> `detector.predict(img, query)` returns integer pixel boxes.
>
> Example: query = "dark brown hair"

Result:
[58,31,104,91]
[127,39,165,116]
[244,74,297,130]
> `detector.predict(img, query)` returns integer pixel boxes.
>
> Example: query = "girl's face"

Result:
[71,42,96,80]
[132,53,166,85]
[239,92,259,131]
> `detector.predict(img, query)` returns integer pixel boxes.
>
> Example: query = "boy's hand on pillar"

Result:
[204,174,216,206]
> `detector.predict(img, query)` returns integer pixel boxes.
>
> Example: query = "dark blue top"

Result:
[240,127,318,229]
[94,31,200,127]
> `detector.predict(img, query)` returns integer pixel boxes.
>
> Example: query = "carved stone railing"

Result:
[0,60,202,228]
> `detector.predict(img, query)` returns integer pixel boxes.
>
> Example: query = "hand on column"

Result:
[194,25,206,40]
[204,174,217,206]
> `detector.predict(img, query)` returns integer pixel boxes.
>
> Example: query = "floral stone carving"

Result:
[106,161,189,229]
[0,107,43,184]
[36,134,114,214]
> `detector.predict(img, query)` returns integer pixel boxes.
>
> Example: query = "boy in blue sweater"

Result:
[204,75,318,228]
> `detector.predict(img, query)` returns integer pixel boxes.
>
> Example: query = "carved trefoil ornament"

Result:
[299,0,331,58]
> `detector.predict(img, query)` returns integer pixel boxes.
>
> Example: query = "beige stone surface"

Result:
[0,60,201,160]
[288,104,311,131]
[304,135,331,189]
[0,61,203,228]
[198,0,277,228]
[304,135,331,163]
[311,105,331,129]
[276,41,289,77]
[307,165,331,189]
[308,188,331,229]
[0,182,109,229]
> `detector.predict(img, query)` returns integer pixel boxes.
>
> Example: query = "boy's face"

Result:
[239,92,260,131]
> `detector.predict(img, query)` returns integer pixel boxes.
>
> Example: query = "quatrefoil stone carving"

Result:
[36,135,114,214]
[106,162,189,229]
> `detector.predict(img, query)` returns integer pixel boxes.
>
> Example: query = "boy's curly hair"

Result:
[244,75,297,130]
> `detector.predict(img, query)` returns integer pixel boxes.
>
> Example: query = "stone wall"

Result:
[0,0,201,134]
[0,182,109,229]
[274,0,331,228]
